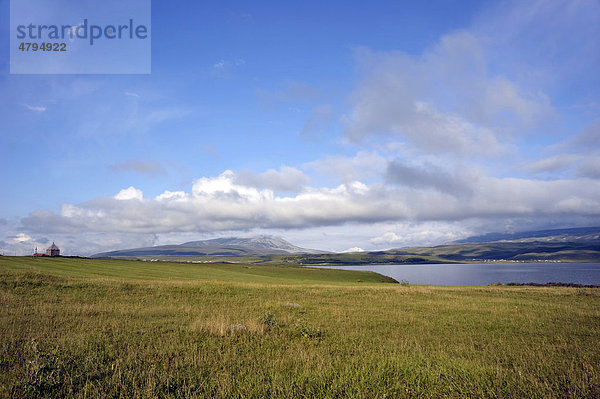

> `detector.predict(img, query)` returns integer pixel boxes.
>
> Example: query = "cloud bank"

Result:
[20,168,600,240]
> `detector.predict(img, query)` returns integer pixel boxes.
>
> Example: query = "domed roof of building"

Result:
[47,242,59,250]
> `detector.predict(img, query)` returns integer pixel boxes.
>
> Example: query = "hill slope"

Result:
[0,256,395,285]
[92,235,326,258]
[453,226,600,244]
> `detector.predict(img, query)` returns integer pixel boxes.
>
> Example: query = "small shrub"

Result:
[259,312,278,328]
[400,279,410,286]
[295,322,322,339]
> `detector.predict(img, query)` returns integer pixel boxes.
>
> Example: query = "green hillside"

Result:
[0,256,396,285]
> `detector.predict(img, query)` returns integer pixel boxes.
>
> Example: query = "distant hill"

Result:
[365,226,600,263]
[92,227,600,264]
[277,227,600,265]
[92,235,327,258]
[453,226,600,244]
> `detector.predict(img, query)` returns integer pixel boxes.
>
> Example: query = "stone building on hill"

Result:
[45,242,60,257]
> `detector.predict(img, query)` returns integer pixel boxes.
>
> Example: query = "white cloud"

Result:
[191,170,273,202]
[19,169,600,240]
[13,233,32,243]
[370,232,402,246]
[23,104,46,112]
[210,59,246,79]
[473,0,600,95]
[155,190,187,201]
[114,186,144,201]
[67,22,84,41]
[342,247,365,253]
[343,30,553,156]
[10,163,600,255]
[233,166,310,192]
[0,229,54,256]
[304,151,387,183]
[522,154,580,173]
[213,59,245,69]
[369,225,468,249]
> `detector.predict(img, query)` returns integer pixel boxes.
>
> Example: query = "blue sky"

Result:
[1,0,599,255]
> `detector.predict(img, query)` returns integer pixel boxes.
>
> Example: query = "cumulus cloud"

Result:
[370,232,402,246]
[19,171,394,235]
[233,166,310,192]
[304,151,387,183]
[114,186,144,201]
[386,160,478,197]
[18,168,600,241]
[369,224,469,249]
[343,30,553,155]
[110,160,167,176]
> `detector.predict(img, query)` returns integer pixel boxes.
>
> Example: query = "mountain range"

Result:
[92,227,600,263]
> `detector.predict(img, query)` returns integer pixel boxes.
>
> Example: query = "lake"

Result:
[309,263,600,286]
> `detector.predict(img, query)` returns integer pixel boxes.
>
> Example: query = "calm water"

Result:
[310,263,600,286]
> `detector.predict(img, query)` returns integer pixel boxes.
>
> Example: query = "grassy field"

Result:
[0,256,396,285]
[1,257,599,398]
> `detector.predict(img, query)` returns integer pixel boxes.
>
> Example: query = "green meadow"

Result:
[1,257,599,398]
